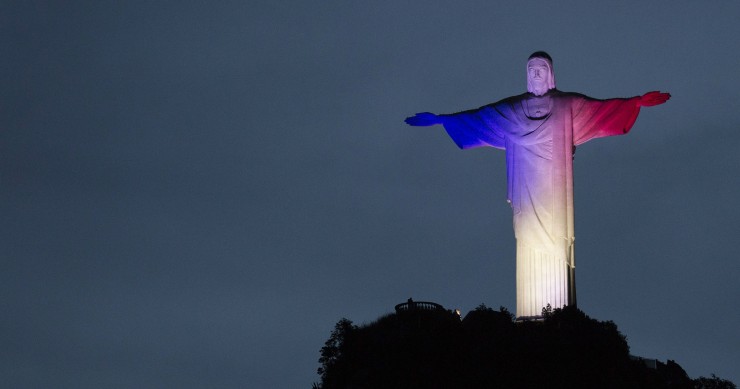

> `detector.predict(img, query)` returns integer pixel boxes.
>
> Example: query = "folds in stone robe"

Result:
[440,89,641,318]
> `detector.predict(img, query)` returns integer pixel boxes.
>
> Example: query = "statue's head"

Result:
[527,51,555,96]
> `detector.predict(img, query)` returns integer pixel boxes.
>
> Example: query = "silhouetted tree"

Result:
[317,318,355,388]
[315,305,735,388]
[541,303,553,318]
[693,374,737,389]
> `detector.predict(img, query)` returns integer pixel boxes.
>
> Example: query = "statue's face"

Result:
[527,58,550,91]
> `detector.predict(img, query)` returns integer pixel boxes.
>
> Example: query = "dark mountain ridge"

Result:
[315,303,735,389]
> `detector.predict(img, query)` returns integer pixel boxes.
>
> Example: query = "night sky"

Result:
[3,1,739,387]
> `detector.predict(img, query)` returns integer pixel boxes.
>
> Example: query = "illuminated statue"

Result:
[405,52,670,319]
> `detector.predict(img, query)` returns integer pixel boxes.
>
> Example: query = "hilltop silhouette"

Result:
[314,302,735,389]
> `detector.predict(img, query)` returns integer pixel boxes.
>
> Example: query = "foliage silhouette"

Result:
[315,305,734,388]
[693,374,737,389]
[317,318,356,387]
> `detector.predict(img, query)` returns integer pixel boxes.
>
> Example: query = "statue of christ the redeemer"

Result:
[405,51,670,319]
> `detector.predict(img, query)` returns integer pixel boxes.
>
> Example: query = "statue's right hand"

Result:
[404,112,441,126]
[637,91,671,107]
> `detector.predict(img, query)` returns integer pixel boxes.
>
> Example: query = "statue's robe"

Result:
[441,89,641,318]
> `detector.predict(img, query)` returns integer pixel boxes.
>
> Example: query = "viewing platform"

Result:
[394,299,446,313]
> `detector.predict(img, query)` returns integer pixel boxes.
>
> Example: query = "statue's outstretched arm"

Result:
[404,112,443,126]
[636,91,671,107]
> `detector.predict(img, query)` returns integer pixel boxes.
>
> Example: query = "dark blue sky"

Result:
[3,1,739,387]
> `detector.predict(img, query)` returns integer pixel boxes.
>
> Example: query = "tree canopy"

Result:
[315,305,734,389]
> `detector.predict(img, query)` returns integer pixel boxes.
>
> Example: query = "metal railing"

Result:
[395,300,445,313]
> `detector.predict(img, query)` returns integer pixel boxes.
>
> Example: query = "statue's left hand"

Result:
[637,91,671,107]
[404,112,442,126]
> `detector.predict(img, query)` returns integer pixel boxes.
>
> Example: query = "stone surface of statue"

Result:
[405,52,670,319]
